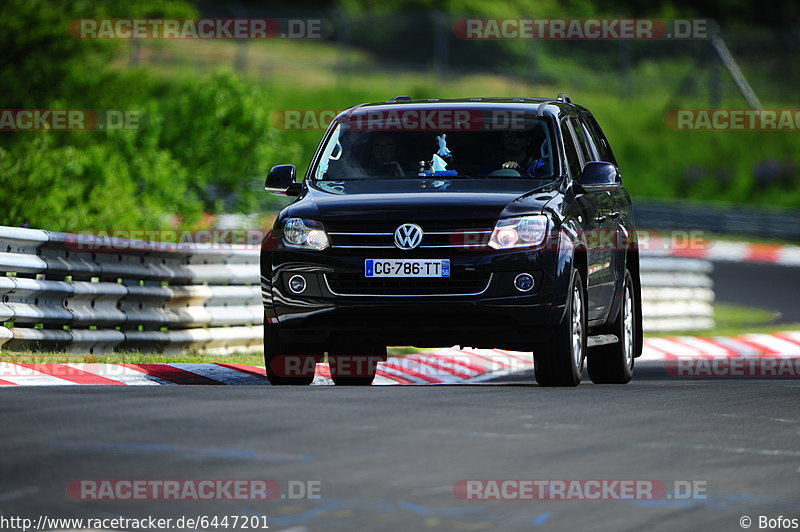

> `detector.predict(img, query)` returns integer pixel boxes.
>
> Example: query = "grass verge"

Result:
[645,302,799,338]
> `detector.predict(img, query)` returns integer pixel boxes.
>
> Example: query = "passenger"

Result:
[368,134,404,177]
[482,129,545,177]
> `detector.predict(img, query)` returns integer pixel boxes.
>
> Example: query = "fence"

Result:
[0,225,713,354]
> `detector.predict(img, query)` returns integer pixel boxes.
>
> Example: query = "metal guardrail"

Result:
[0,226,262,354]
[0,226,714,354]
[639,257,714,332]
[635,200,800,242]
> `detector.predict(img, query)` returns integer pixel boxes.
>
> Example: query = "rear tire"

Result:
[328,346,383,386]
[264,323,319,386]
[588,270,635,384]
[534,269,586,387]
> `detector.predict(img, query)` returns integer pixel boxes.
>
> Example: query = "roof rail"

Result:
[556,93,572,103]
[387,95,412,102]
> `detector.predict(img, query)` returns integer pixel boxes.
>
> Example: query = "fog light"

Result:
[514,273,534,292]
[288,275,307,294]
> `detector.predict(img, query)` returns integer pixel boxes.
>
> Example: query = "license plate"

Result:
[365,259,450,278]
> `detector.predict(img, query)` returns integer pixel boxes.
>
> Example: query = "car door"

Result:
[579,112,630,283]
[581,111,630,224]
[561,117,612,322]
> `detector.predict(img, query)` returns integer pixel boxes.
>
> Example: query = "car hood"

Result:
[285,179,559,222]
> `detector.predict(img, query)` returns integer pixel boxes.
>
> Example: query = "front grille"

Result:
[326,220,494,250]
[324,272,492,296]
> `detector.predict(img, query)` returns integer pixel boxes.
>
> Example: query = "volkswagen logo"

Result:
[394,223,423,250]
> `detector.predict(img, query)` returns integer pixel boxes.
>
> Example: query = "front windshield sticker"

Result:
[418,133,456,177]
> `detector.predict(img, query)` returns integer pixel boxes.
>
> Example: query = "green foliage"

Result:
[586,92,800,205]
[1,0,798,234]
[158,72,301,213]
[0,0,301,231]
[0,132,197,231]
[0,0,195,109]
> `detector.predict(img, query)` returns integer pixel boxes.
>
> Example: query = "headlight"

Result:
[488,215,548,250]
[282,218,330,250]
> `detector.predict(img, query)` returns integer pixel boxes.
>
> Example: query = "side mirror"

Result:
[580,161,620,187]
[265,165,301,196]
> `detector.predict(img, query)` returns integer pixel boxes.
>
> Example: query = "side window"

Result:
[582,114,617,165]
[569,117,593,164]
[561,119,583,179]
[578,118,601,161]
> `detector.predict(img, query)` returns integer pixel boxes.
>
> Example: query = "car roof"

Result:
[340,95,586,121]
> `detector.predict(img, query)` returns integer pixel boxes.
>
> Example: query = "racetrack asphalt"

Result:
[0,262,798,531]
[1,362,798,531]
[712,261,800,323]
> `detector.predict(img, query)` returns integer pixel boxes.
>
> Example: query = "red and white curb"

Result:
[0,351,534,387]
[640,331,800,360]
[0,332,798,385]
[640,332,800,377]
[644,235,800,266]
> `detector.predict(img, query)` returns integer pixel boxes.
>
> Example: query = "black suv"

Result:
[261,94,642,387]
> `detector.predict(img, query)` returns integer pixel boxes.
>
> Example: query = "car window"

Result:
[578,118,601,161]
[569,117,593,165]
[561,119,583,180]
[582,113,617,165]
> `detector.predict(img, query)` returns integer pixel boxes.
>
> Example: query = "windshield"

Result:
[312,110,557,182]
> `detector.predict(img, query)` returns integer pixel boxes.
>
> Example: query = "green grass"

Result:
[0,350,267,365]
[646,302,800,338]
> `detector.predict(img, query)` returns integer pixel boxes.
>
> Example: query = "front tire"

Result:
[588,270,635,384]
[534,269,586,387]
[328,346,383,386]
[264,323,319,386]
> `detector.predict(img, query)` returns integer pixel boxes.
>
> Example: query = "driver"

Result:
[368,133,404,177]
[482,129,545,176]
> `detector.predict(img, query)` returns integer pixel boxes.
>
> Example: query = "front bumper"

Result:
[262,246,567,349]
